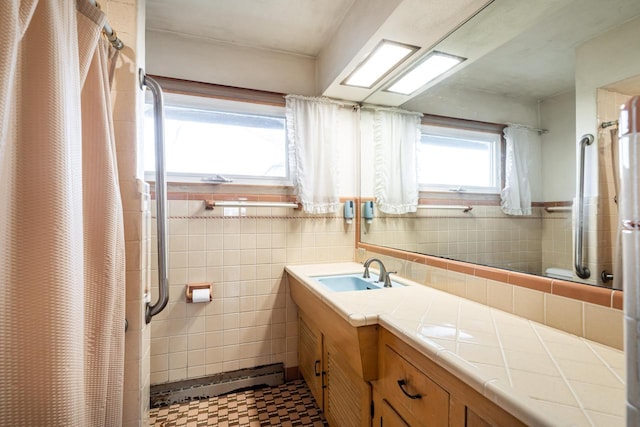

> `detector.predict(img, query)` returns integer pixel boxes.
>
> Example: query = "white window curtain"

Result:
[501,125,541,215]
[372,108,422,214]
[286,95,342,214]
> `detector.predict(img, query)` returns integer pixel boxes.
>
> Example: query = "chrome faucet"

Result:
[383,271,397,287]
[363,258,396,287]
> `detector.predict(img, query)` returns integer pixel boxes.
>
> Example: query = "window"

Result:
[144,92,288,184]
[418,124,502,193]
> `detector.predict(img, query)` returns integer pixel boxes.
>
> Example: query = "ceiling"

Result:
[146,0,640,106]
[145,0,356,57]
[435,0,640,102]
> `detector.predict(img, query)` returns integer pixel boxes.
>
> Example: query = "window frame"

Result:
[143,76,291,186]
[418,115,505,195]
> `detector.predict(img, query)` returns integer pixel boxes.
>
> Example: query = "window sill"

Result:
[146,180,296,201]
[145,173,293,188]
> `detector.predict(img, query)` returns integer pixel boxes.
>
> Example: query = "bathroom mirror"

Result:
[360,0,640,288]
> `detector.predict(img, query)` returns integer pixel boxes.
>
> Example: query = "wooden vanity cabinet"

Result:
[374,328,526,427]
[298,313,372,427]
[298,315,323,406]
[323,337,372,427]
[289,272,526,427]
[290,275,378,427]
[381,399,411,427]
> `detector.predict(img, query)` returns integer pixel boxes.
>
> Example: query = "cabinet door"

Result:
[299,315,323,407]
[324,338,371,427]
[381,400,410,427]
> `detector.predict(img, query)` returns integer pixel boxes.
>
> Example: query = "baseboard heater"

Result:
[150,363,284,408]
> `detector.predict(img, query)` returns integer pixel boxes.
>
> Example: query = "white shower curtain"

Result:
[0,1,125,425]
[501,126,536,215]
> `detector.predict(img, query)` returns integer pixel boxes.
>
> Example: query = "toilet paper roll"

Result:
[192,288,211,303]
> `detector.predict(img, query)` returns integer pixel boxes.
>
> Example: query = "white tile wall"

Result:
[363,206,544,274]
[541,208,573,274]
[108,0,149,424]
[149,199,355,384]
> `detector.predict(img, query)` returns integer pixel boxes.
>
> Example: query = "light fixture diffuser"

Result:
[386,51,465,95]
[342,40,419,89]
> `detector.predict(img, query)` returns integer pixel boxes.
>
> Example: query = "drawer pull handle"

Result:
[397,379,422,400]
[314,360,321,376]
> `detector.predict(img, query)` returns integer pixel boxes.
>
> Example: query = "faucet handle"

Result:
[384,271,397,287]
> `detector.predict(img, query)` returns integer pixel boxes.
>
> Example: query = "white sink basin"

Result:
[314,273,405,292]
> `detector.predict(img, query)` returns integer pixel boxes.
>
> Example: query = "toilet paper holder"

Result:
[185,283,212,303]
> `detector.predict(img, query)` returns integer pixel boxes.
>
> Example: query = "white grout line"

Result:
[582,301,587,339]
[582,339,625,385]
[455,297,462,355]
[610,291,614,308]
[489,309,513,388]
[530,324,595,427]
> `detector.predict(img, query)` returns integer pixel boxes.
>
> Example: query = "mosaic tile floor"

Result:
[149,379,328,426]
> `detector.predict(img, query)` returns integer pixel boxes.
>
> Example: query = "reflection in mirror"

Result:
[360,0,640,289]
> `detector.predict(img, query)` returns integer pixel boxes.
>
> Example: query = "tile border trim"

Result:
[357,243,622,310]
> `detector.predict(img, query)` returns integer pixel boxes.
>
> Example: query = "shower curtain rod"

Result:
[88,0,124,50]
[506,122,548,134]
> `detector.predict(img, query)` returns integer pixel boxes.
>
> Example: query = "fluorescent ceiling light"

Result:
[386,51,465,95]
[343,40,418,89]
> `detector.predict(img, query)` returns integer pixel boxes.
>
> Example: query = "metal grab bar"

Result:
[575,133,594,279]
[140,69,169,323]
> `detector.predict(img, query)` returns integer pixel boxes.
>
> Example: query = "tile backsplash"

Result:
[149,198,355,384]
[356,247,623,350]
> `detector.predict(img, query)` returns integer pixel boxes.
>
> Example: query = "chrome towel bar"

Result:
[544,206,572,213]
[417,204,473,213]
[204,200,300,210]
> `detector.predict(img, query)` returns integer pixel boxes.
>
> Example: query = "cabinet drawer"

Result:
[381,344,449,427]
[381,399,410,427]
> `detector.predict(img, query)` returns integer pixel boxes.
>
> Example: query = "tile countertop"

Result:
[285,263,625,427]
